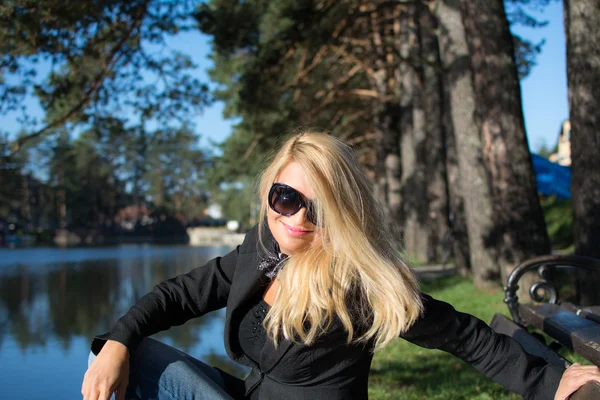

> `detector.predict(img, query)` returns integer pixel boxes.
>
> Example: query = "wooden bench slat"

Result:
[519,303,600,366]
[570,381,600,400]
[560,302,600,324]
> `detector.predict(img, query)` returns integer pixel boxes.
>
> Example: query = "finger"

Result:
[98,389,110,400]
[568,364,597,371]
[81,376,92,400]
[85,388,100,400]
[566,365,600,378]
[555,365,600,400]
[564,371,600,394]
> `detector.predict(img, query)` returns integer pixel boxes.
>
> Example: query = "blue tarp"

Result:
[531,153,571,199]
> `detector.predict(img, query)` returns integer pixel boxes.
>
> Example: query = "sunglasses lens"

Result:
[269,184,320,226]
[271,185,302,215]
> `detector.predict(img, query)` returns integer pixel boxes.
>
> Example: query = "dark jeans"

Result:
[88,338,244,400]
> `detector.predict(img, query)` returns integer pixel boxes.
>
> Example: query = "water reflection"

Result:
[0,245,245,399]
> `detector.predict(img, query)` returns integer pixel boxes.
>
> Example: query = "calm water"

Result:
[0,244,246,400]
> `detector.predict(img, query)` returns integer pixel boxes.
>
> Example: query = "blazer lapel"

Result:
[227,224,275,310]
[229,253,268,304]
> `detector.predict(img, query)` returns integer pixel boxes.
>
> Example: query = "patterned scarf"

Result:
[258,242,288,280]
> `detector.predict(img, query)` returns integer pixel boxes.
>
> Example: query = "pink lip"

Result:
[282,222,313,237]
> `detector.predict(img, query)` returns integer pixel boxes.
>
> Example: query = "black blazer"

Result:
[93,224,564,400]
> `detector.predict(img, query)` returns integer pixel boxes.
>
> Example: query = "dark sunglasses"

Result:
[268,183,319,226]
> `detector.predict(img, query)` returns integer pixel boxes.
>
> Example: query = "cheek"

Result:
[267,208,279,227]
[267,209,283,237]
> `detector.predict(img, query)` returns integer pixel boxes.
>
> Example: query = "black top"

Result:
[91,224,565,400]
[238,298,270,365]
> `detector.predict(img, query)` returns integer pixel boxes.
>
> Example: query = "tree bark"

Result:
[419,5,451,263]
[564,0,600,305]
[21,174,32,232]
[442,70,471,276]
[460,0,551,284]
[57,159,68,229]
[398,4,430,263]
[436,0,500,286]
[370,6,402,223]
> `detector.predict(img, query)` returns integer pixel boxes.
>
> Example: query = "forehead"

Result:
[275,161,314,199]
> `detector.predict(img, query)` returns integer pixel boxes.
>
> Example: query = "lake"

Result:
[0,244,247,400]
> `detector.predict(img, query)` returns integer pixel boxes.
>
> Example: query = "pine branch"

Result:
[1,2,149,164]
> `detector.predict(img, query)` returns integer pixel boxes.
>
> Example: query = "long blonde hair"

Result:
[258,131,423,350]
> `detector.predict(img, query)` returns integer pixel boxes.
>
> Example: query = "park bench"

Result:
[490,255,600,399]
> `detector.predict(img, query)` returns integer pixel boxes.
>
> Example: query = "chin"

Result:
[279,238,309,255]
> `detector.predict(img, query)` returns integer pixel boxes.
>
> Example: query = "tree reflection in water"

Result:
[0,245,243,376]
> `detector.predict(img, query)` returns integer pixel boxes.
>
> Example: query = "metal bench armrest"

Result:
[504,255,600,325]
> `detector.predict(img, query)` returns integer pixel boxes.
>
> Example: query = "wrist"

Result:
[104,339,130,359]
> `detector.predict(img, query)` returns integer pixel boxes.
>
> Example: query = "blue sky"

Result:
[1,1,568,153]
[510,1,568,151]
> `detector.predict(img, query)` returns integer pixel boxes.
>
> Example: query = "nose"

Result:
[288,206,309,225]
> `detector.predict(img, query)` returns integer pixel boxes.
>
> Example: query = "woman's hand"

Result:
[554,363,600,400]
[81,340,130,400]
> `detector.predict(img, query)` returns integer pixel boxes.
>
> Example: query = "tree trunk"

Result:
[57,159,68,229]
[460,0,551,285]
[435,0,500,286]
[21,174,32,232]
[419,5,451,263]
[442,72,471,276]
[370,6,402,223]
[564,0,600,305]
[398,4,430,263]
[373,125,388,209]
[373,97,402,221]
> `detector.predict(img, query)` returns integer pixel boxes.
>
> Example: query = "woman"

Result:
[82,131,599,400]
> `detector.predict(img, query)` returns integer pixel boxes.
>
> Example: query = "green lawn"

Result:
[368,276,521,400]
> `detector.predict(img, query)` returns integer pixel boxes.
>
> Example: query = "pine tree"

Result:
[564,0,600,304]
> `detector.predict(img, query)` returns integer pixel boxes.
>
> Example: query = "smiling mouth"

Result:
[282,222,313,234]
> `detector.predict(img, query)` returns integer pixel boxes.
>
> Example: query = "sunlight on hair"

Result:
[257,130,423,350]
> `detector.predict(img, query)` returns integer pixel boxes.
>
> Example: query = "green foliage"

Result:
[211,178,258,229]
[0,0,209,161]
[32,127,128,229]
[536,142,559,159]
[144,124,210,219]
[149,206,188,237]
[2,121,211,234]
[505,0,561,78]
[196,0,388,186]
[512,35,545,79]
[197,0,555,188]
[541,196,573,250]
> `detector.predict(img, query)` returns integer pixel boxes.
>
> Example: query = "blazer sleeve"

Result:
[400,293,565,400]
[91,227,256,354]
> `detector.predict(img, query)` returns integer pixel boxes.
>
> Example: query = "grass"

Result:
[368,276,521,400]
[541,196,574,251]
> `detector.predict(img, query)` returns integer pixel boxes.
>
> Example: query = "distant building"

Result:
[549,120,571,166]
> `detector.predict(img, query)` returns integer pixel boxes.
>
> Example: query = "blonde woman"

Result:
[82,132,599,400]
